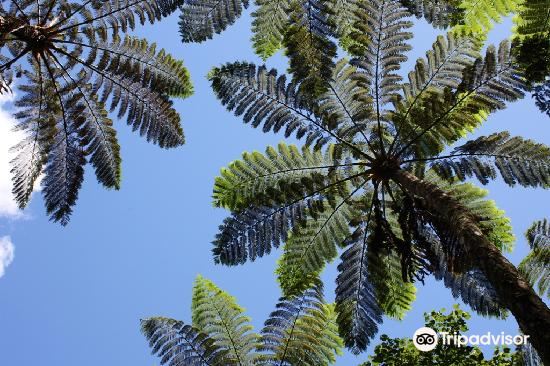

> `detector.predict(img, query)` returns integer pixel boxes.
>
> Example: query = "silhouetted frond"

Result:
[213,200,319,266]
[210,62,341,148]
[519,219,550,298]
[534,81,550,117]
[179,0,249,43]
[367,247,417,320]
[141,317,229,366]
[258,282,342,365]
[192,275,260,364]
[426,235,506,317]
[400,0,463,29]
[430,132,550,187]
[335,228,384,353]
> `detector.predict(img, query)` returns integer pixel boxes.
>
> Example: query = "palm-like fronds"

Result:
[179,0,249,43]
[0,0,192,224]
[258,282,342,365]
[142,276,343,366]
[430,132,550,187]
[513,0,550,84]
[519,219,550,298]
[141,317,230,366]
[400,0,463,29]
[534,81,550,117]
[452,0,521,35]
[209,6,550,356]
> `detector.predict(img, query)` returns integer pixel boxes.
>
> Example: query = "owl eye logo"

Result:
[415,333,436,345]
[412,327,438,351]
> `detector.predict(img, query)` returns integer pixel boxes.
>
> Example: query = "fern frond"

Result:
[327,0,359,49]
[54,0,184,37]
[519,219,550,298]
[212,143,346,210]
[258,283,343,365]
[42,115,86,225]
[349,0,413,119]
[429,132,550,188]
[209,62,344,148]
[283,0,337,99]
[335,228,384,353]
[141,317,230,366]
[251,0,289,59]
[367,248,417,320]
[73,34,192,97]
[534,81,550,117]
[396,41,525,158]
[179,0,249,43]
[400,0,463,29]
[318,59,375,144]
[277,199,356,296]
[426,235,507,317]
[212,200,317,265]
[192,275,260,364]
[10,69,56,208]
[425,173,515,252]
[453,0,521,36]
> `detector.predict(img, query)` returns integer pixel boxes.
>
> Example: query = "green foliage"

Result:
[519,219,550,298]
[360,305,524,366]
[513,0,550,84]
[192,276,259,364]
[0,0,192,224]
[209,10,540,351]
[452,0,521,36]
[142,276,343,366]
[276,199,356,295]
[283,0,337,99]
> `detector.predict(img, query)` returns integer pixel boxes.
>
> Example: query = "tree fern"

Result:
[210,17,550,357]
[0,0,192,224]
[142,276,343,366]
[519,219,550,298]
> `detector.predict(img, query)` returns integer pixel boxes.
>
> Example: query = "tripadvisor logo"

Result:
[413,327,438,351]
[412,327,530,352]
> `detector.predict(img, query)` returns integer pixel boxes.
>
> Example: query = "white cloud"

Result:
[0,236,15,278]
[0,91,40,219]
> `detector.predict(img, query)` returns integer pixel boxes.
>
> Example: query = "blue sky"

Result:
[0,9,549,366]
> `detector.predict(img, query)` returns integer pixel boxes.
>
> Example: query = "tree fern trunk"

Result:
[393,170,550,364]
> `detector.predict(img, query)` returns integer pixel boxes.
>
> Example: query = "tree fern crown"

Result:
[0,0,193,224]
[207,1,545,352]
